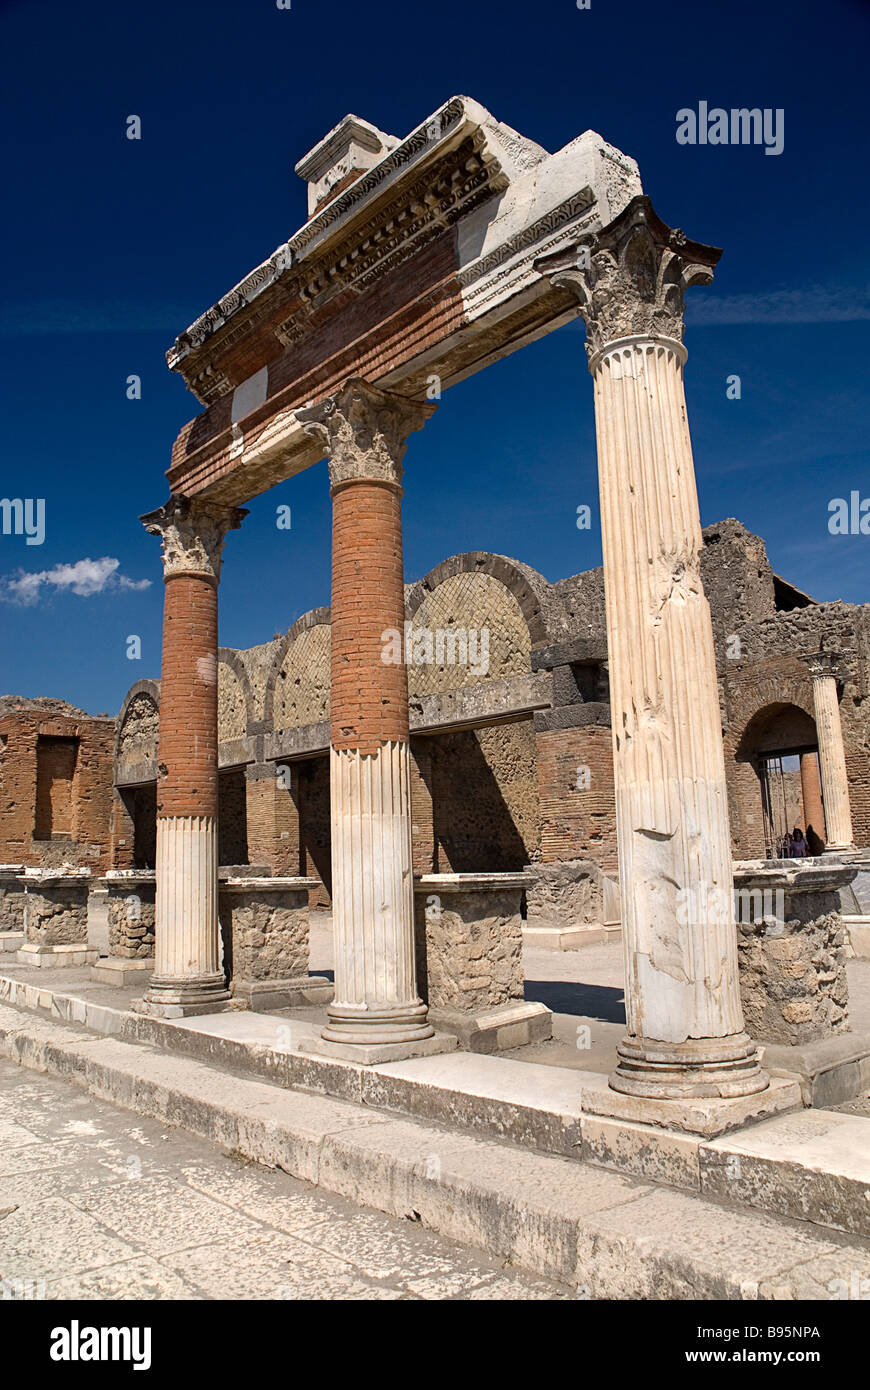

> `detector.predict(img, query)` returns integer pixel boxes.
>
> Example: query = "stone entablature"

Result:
[164,97,642,504]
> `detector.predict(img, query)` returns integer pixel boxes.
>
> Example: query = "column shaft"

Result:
[148,572,226,1006]
[136,496,245,1016]
[593,339,764,1096]
[799,751,826,853]
[297,380,435,1051]
[810,673,854,851]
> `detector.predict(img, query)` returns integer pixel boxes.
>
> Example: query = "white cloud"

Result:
[1,557,151,605]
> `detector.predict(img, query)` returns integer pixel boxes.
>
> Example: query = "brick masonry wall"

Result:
[430,721,538,872]
[0,709,114,872]
[535,725,617,872]
[722,604,870,858]
[218,768,248,865]
[298,755,331,906]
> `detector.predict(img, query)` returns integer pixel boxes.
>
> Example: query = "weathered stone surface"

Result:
[525,858,618,930]
[105,872,156,959]
[218,880,314,983]
[734,863,853,1044]
[22,872,90,947]
[0,867,25,931]
[414,876,526,1015]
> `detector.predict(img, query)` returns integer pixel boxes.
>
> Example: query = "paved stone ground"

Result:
[0,1057,575,1301]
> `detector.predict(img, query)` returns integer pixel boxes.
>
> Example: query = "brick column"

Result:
[297,380,446,1062]
[136,496,246,1016]
[538,198,767,1100]
[806,653,854,853]
[799,751,826,853]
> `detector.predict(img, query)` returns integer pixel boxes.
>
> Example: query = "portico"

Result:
[139,98,770,1099]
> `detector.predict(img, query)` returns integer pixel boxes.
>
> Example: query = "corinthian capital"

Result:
[296,378,436,492]
[140,495,248,582]
[535,195,721,365]
[805,650,845,682]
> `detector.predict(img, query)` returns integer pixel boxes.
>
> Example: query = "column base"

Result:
[301,1031,457,1067]
[610,1032,769,1100]
[321,999,434,1048]
[133,972,231,1019]
[230,975,334,1012]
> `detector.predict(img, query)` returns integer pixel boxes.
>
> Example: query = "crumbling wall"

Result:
[0,702,114,872]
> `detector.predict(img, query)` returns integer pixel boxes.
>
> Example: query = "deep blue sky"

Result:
[2,0,868,714]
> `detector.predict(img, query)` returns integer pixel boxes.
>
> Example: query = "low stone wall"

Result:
[218,877,331,1009]
[21,870,91,947]
[414,873,526,1014]
[734,860,854,1046]
[526,859,604,928]
[413,873,551,1051]
[0,866,26,932]
[103,871,156,958]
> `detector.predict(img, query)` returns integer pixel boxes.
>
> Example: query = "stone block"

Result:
[21,870,91,948]
[103,871,156,959]
[733,861,854,1045]
[700,1108,870,1239]
[429,1000,552,1053]
[218,877,320,999]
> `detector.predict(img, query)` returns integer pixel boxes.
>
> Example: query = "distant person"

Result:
[805,823,825,856]
[789,827,808,858]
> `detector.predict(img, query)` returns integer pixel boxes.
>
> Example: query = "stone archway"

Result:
[731,701,824,858]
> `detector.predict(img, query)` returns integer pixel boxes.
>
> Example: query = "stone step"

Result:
[701,1108,870,1240]
[0,997,867,1300]
[2,965,869,1248]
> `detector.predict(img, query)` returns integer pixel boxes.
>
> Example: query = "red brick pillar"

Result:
[136,496,246,1016]
[298,380,440,1060]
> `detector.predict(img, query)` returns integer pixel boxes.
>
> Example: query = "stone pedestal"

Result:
[16,869,97,968]
[135,496,246,1018]
[103,870,156,958]
[0,865,26,950]
[538,199,766,1101]
[733,860,854,1045]
[806,654,854,852]
[218,876,332,1011]
[297,380,443,1063]
[414,872,552,1051]
[523,860,621,949]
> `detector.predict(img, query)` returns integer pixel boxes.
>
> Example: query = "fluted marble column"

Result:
[538,198,767,1098]
[297,380,444,1061]
[136,495,246,1016]
[806,653,854,852]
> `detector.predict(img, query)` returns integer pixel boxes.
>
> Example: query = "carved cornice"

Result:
[169,131,505,403]
[535,195,721,364]
[140,496,248,583]
[296,379,435,492]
